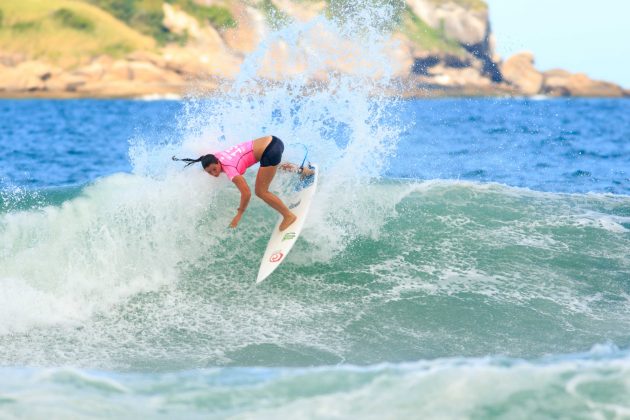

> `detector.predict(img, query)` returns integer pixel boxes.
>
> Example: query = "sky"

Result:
[485,0,630,88]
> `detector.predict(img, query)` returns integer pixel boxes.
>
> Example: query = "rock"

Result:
[406,0,489,47]
[405,1,501,82]
[0,61,61,91]
[162,46,241,79]
[102,60,132,82]
[0,67,37,91]
[126,51,166,68]
[565,73,624,97]
[0,52,26,67]
[428,65,492,87]
[45,73,88,92]
[128,61,184,84]
[543,69,624,97]
[73,62,106,82]
[162,3,202,39]
[501,52,543,95]
[542,68,571,96]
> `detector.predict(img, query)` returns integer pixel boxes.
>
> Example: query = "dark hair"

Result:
[172,154,219,169]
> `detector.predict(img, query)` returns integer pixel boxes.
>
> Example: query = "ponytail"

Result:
[172,154,219,169]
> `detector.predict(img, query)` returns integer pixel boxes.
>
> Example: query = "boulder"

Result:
[565,73,624,97]
[542,68,571,96]
[0,52,26,67]
[45,72,88,92]
[162,46,241,79]
[128,61,184,84]
[162,3,202,39]
[102,60,132,82]
[428,65,492,87]
[0,61,61,91]
[73,62,107,82]
[501,52,543,95]
[126,51,166,68]
[406,0,489,47]
[543,69,624,97]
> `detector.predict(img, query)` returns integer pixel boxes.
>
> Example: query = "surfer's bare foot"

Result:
[300,167,314,178]
[279,213,297,231]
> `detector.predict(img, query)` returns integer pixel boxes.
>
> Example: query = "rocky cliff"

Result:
[0,0,625,98]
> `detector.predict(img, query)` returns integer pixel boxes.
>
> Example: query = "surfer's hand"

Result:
[229,213,242,228]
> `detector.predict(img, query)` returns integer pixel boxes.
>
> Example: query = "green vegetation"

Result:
[259,0,291,29]
[426,0,487,11]
[0,9,4,28]
[87,0,236,45]
[102,41,134,56]
[0,0,154,65]
[53,8,95,32]
[324,0,405,33]
[402,6,464,55]
[175,1,236,29]
[11,20,41,32]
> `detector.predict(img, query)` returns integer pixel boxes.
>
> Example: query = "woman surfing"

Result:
[173,135,313,231]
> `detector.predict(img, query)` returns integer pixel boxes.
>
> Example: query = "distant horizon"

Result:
[486,0,629,88]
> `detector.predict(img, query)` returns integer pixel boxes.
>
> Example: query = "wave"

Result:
[1,2,629,372]
[1,175,629,369]
[2,345,630,418]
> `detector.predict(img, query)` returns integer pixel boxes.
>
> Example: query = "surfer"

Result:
[173,135,312,231]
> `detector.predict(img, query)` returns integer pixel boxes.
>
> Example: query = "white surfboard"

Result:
[256,164,318,283]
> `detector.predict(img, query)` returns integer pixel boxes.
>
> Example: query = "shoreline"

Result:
[1,90,627,100]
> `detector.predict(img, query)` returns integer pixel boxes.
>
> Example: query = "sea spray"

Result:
[1,1,409,364]
[0,1,629,405]
[129,0,408,257]
[2,178,629,367]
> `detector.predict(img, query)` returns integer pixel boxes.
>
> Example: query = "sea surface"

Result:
[1,96,629,419]
[1,11,630,418]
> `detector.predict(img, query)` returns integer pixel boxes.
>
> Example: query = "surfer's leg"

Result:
[255,166,297,231]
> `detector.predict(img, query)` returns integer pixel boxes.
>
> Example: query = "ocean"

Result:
[1,10,630,419]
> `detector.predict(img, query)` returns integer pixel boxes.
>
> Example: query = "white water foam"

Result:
[0,2,406,340]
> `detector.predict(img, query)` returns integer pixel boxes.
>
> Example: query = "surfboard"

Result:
[256,164,318,283]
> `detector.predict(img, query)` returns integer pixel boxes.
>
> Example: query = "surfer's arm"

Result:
[230,175,250,228]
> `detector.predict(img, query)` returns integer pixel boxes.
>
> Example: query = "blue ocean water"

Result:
[2,98,628,193]
[1,96,629,418]
[1,8,629,416]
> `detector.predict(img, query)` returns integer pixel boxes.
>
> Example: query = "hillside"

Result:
[0,0,155,66]
[0,0,626,97]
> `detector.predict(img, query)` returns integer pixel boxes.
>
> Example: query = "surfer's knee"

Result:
[255,186,269,199]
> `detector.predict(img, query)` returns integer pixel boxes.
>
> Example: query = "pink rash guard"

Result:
[214,140,257,181]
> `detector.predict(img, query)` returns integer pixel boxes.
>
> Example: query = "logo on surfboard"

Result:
[282,232,296,241]
[288,200,301,209]
[269,251,284,263]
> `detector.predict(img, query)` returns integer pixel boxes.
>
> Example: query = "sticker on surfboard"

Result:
[256,164,318,283]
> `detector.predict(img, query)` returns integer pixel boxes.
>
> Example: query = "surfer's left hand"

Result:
[229,213,242,228]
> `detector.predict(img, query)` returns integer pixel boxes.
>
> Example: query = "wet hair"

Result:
[172,154,219,169]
